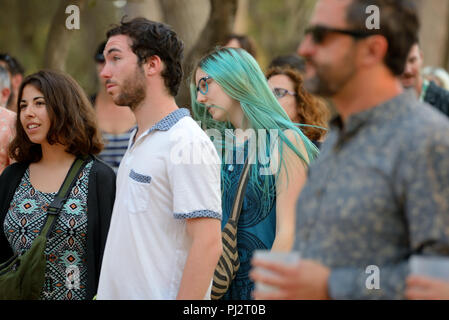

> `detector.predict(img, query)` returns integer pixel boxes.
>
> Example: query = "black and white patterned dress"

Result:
[3,161,93,300]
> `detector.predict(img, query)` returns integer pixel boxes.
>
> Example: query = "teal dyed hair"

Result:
[190,47,319,210]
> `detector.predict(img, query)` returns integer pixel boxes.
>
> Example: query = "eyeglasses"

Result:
[196,76,212,95]
[272,88,296,99]
[304,25,375,44]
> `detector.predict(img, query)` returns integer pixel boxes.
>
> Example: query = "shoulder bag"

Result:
[0,156,89,300]
[211,155,251,300]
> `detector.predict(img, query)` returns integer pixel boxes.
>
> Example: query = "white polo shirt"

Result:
[97,108,222,300]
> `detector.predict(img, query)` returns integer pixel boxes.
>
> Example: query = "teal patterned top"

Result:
[220,143,276,300]
[3,160,93,300]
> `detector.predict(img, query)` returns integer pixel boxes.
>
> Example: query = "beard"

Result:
[113,65,147,111]
[304,51,357,98]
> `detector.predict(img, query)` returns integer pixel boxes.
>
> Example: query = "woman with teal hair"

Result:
[190,47,318,300]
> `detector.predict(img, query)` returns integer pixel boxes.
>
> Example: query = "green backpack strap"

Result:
[41,155,90,239]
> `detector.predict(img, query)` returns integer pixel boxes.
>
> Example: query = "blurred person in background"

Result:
[0,66,11,109]
[266,61,330,148]
[400,42,449,117]
[0,53,25,113]
[223,34,258,59]
[91,41,136,173]
[0,66,15,174]
[268,54,306,74]
[422,66,449,91]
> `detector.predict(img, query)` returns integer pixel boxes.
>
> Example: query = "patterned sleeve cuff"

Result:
[174,210,222,220]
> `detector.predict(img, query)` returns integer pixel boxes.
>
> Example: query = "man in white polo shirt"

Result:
[96,17,223,300]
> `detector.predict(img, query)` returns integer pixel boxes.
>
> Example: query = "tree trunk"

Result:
[159,0,210,53]
[43,0,87,71]
[176,0,238,109]
[443,3,449,69]
[233,0,250,34]
[124,0,164,22]
[247,0,317,68]
[417,0,449,67]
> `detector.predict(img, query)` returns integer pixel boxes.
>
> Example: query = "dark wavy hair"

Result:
[222,34,257,59]
[346,0,419,76]
[9,70,104,163]
[268,54,306,73]
[266,66,330,142]
[106,17,184,97]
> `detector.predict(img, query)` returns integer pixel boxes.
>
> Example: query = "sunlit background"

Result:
[0,0,445,100]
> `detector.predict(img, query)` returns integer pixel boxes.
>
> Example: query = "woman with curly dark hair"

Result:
[0,70,116,300]
[267,64,330,148]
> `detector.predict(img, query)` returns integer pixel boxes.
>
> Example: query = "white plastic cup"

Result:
[252,250,301,294]
[409,255,449,280]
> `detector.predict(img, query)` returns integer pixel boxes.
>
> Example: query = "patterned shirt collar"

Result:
[130,108,191,148]
[146,108,191,134]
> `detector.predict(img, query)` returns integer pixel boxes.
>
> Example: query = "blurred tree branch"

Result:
[175,0,238,109]
[43,0,88,71]
[159,0,210,52]
[248,0,317,68]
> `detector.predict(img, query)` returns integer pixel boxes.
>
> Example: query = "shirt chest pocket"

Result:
[127,169,152,214]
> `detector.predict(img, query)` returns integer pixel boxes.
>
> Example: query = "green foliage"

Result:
[0,0,317,95]
[0,0,118,95]
[247,0,317,70]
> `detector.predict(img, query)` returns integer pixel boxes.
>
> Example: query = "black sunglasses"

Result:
[305,25,375,44]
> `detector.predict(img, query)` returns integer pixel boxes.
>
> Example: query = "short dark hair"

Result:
[223,34,257,58]
[10,70,103,163]
[94,41,107,63]
[268,54,306,73]
[0,53,25,76]
[106,17,184,97]
[345,0,419,76]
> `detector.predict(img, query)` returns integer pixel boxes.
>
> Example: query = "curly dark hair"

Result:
[345,0,419,76]
[9,70,104,163]
[266,66,330,142]
[106,17,184,97]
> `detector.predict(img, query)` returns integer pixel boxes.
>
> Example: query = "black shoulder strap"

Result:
[42,156,90,239]
[229,153,251,222]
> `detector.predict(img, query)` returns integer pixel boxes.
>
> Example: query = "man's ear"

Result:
[143,55,163,76]
[1,87,10,100]
[0,87,10,107]
[359,35,388,68]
